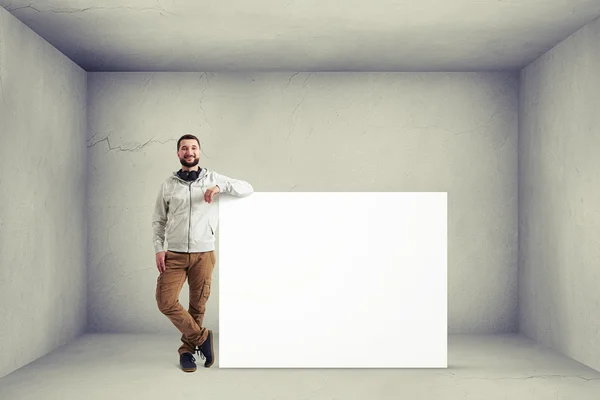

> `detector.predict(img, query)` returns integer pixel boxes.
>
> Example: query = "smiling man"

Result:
[152,133,253,372]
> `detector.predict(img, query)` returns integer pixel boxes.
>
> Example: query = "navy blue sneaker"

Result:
[180,352,197,372]
[197,330,214,367]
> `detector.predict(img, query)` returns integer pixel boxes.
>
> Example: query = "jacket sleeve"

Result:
[152,182,169,253]
[214,172,254,197]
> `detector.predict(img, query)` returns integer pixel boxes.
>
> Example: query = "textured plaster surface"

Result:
[1,0,600,71]
[519,16,600,372]
[86,71,518,336]
[0,7,87,379]
[1,334,600,399]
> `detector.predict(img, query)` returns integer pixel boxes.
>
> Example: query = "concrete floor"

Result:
[0,334,598,399]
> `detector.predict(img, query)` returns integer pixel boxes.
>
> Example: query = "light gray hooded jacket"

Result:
[152,168,253,254]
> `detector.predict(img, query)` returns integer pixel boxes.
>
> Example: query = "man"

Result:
[152,134,253,372]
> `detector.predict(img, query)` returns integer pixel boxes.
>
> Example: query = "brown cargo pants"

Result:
[156,250,215,355]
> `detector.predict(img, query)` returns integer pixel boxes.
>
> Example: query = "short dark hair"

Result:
[177,134,200,151]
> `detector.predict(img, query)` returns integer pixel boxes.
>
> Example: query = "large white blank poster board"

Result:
[218,192,447,368]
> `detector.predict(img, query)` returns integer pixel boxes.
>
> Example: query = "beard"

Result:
[180,156,199,168]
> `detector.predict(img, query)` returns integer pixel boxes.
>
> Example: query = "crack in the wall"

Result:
[101,219,118,256]
[442,371,600,382]
[5,4,41,12]
[283,72,312,92]
[280,74,313,139]
[284,72,300,90]
[87,131,104,145]
[6,4,175,15]
[142,73,155,91]
[87,135,177,152]
[196,73,212,160]
[455,374,600,382]
[497,128,512,150]
[302,73,312,87]
[305,127,313,144]
[137,73,155,106]
[95,251,114,272]
[288,92,309,137]
[198,72,212,132]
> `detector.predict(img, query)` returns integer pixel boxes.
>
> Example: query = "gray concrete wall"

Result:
[87,71,518,335]
[0,8,87,379]
[519,16,600,372]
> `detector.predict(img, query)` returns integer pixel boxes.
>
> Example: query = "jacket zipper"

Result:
[188,182,192,252]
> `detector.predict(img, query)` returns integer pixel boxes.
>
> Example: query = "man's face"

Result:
[178,139,200,168]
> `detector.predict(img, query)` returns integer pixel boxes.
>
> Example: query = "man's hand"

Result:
[156,251,166,274]
[204,185,220,203]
